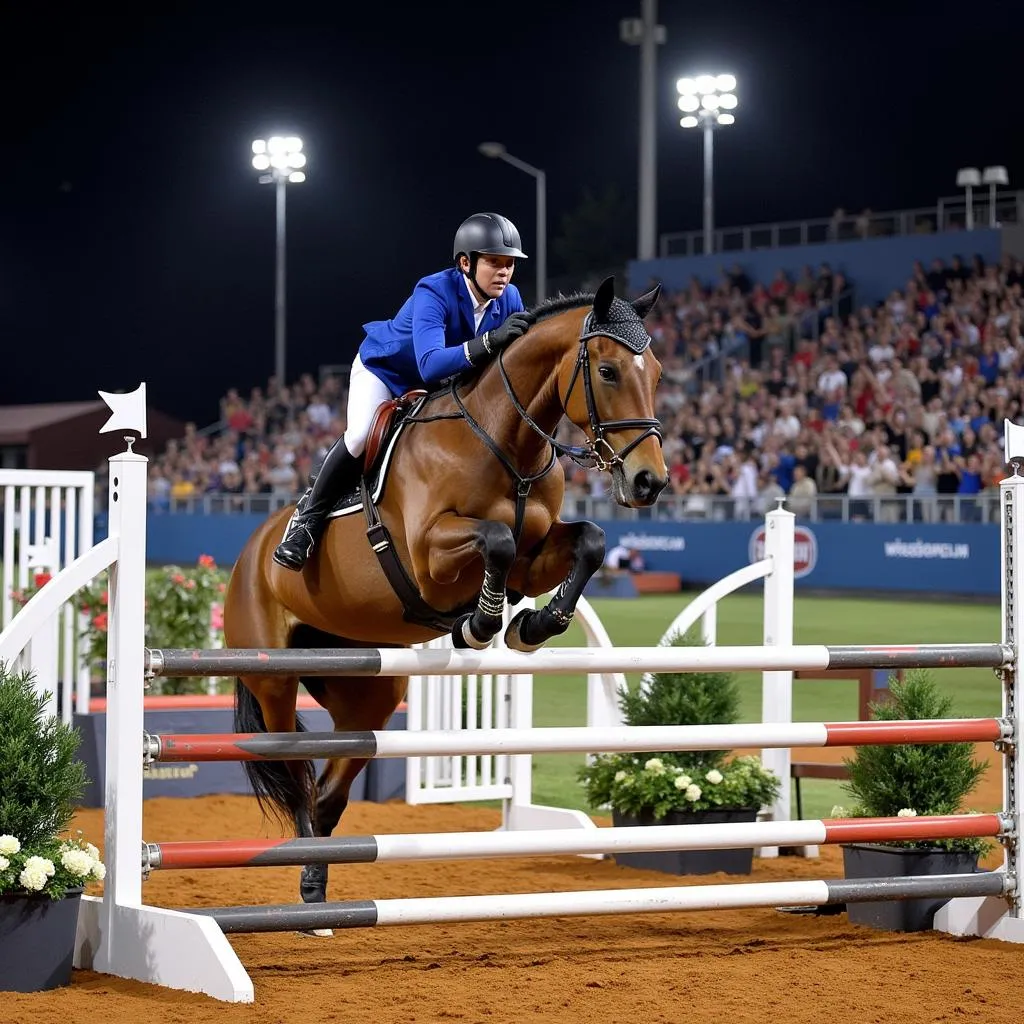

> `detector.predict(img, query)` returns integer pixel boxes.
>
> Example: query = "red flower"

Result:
[171,574,186,586]
[198,554,216,569]
[92,612,108,632]
[210,603,224,631]
[100,591,108,605]
[217,582,226,594]
[34,572,52,589]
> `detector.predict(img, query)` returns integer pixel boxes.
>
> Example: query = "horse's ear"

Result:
[593,276,616,321]
[631,283,662,321]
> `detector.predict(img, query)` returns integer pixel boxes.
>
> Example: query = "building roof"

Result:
[0,401,106,444]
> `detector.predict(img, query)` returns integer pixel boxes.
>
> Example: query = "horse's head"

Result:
[558,277,668,507]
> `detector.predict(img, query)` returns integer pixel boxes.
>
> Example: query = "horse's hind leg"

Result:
[298,673,408,907]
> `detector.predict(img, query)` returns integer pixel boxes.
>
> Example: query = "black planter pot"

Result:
[611,807,759,876]
[0,887,83,992]
[842,843,980,932]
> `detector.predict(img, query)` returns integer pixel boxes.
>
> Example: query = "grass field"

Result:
[522,591,1002,822]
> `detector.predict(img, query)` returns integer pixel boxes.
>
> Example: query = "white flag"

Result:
[98,382,148,439]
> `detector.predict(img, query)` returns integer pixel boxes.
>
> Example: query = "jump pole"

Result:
[143,642,1011,677]
[147,813,1006,870]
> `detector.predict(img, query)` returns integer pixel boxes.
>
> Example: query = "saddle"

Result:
[363,389,427,476]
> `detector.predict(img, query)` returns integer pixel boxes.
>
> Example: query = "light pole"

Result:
[619,2,666,260]
[251,135,306,387]
[959,166,1010,229]
[478,142,546,303]
[676,74,738,256]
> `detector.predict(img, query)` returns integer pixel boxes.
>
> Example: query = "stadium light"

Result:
[676,73,738,255]
[251,135,307,385]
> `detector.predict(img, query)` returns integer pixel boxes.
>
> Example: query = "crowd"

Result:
[146,252,1024,525]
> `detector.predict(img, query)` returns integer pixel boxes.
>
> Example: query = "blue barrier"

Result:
[143,513,999,598]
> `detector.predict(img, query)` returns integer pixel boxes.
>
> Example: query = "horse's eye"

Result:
[598,364,617,383]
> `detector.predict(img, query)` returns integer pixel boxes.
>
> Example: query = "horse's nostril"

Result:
[634,470,667,502]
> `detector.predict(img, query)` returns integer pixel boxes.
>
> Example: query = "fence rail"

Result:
[659,190,1024,258]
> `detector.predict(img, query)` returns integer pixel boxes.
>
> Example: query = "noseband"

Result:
[495,307,664,472]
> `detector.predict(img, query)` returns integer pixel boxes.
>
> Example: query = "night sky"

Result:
[3,1,1022,425]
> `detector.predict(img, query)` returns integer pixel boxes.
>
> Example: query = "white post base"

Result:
[75,895,254,1003]
[933,887,1024,943]
[502,802,603,859]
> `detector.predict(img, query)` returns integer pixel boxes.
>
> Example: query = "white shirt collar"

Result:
[462,274,493,332]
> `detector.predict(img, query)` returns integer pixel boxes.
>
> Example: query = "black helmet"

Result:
[453,212,529,261]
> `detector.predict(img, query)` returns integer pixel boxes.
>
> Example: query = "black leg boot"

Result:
[272,437,364,571]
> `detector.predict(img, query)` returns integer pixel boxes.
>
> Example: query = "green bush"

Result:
[0,664,104,899]
[836,669,992,855]
[577,632,781,817]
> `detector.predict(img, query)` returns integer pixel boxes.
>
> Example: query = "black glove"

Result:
[466,311,536,366]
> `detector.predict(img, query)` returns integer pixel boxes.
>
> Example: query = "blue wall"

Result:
[145,513,999,598]
[628,228,1003,307]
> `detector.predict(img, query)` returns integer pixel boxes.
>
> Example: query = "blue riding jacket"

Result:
[358,267,526,397]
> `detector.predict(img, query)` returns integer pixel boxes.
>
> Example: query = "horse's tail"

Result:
[233,679,314,829]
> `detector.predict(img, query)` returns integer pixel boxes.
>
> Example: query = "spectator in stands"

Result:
[150,248,1024,530]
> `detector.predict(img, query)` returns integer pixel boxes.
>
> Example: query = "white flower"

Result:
[644,758,666,775]
[23,855,55,877]
[0,835,20,855]
[61,849,95,877]
[90,861,106,881]
[685,784,702,802]
[705,769,723,785]
[897,808,918,818]
[673,774,693,790]
[830,805,848,818]
[614,770,628,782]
[0,855,8,871]
[19,865,48,891]
[84,843,100,861]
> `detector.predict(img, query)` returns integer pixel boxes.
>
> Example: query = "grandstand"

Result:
[142,246,1024,531]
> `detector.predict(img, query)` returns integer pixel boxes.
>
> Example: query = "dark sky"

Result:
[2,1,1022,425]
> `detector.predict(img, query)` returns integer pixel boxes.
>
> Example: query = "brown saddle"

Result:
[363,389,427,473]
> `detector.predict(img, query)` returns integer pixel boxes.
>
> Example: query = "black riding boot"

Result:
[272,437,364,571]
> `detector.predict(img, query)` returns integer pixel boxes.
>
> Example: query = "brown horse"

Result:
[223,276,667,915]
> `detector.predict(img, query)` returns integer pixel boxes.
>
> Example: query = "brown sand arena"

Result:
[7,745,1021,1024]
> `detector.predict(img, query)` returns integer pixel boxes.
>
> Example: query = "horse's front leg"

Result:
[505,519,606,652]
[424,515,516,650]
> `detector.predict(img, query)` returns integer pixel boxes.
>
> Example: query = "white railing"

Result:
[658,189,1024,257]
[0,470,95,722]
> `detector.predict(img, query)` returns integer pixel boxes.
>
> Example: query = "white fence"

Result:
[0,470,95,722]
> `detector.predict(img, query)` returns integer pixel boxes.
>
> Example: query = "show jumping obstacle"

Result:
[2,385,1024,1005]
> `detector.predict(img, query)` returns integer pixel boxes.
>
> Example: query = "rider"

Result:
[272,212,535,571]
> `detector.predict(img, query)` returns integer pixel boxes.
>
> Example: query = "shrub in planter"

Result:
[577,632,781,875]
[0,664,106,992]
[835,669,992,932]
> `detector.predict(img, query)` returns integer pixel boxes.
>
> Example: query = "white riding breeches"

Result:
[343,355,393,457]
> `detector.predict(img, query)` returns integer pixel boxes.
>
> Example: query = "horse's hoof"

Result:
[451,613,491,651]
[504,609,545,653]
[299,928,334,938]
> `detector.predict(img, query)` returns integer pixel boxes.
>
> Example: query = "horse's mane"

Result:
[527,291,595,324]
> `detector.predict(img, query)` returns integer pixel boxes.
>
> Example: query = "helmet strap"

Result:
[465,253,489,304]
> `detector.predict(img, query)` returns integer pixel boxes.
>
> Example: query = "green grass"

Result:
[523,593,1001,822]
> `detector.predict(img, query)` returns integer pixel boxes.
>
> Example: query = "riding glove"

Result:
[465,311,536,366]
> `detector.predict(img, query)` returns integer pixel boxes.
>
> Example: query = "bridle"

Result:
[494,308,664,472]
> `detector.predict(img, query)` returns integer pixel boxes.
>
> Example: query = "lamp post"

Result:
[676,74,738,256]
[252,135,307,387]
[478,142,546,303]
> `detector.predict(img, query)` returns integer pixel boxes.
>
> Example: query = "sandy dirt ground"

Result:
[5,753,1020,1024]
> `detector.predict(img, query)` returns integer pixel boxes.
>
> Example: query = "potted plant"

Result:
[0,664,106,992]
[577,632,782,876]
[835,669,991,932]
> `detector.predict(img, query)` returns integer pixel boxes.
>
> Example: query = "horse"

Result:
[223,275,668,920]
